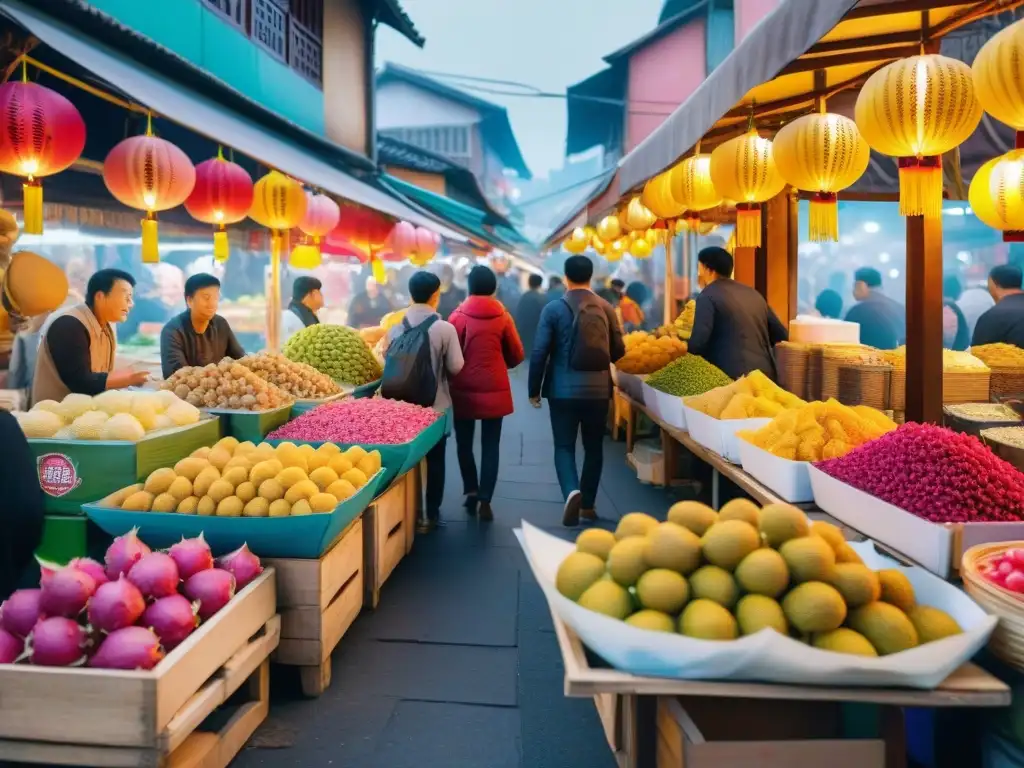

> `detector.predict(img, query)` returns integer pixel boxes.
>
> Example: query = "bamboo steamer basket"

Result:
[775,342,809,400]
[806,346,824,401]
[962,542,1024,671]
[990,366,1024,401]
[836,363,892,409]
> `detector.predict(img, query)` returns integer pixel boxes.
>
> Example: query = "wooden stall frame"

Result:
[363,467,419,609]
[266,519,364,697]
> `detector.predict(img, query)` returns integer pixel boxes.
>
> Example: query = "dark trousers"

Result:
[454,417,503,503]
[425,435,448,521]
[548,398,607,510]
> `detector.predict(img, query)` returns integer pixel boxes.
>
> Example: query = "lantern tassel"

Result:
[141,215,159,264]
[371,255,386,285]
[808,193,839,242]
[213,227,229,263]
[898,156,943,219]
[735,203,762,248]
[22,181,42,235]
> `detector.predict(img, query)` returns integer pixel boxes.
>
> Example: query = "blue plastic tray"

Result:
[82,470,385,558]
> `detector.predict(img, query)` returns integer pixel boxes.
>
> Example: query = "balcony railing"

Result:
[202,0,322,86]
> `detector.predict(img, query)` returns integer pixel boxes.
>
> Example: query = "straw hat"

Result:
[1,250,68,329]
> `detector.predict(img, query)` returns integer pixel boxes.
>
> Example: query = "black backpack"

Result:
[563,294,611,372]
[381,316,438,407]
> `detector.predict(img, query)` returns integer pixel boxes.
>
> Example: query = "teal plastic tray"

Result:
[82,470,385,558]
[204,405,293,443]
[351,378,381,398]
[290,393,346,418]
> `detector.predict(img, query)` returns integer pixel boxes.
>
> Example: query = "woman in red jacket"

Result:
[449,266,525,521]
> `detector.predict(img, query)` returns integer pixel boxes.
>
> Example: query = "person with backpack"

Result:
[381,271,464,534]
[528,255,625,527]
[448,266,525,522]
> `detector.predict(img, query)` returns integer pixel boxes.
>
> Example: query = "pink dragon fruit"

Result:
[39,567,96,618]
[67,557,110,586]
[215,544,263,590]
[183,569,236,620]
[0,628,23,663]
[127,552,180,599]
[89,626,165,670]
[168,534,214,580]
[267,397,439,444]
[87,576,146,633]
[0,589,44,638]
[104,528,152,581]
[26,617,89,666]
[142,595,199,650]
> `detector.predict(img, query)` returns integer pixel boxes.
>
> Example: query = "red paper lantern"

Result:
[292,191,341,269]
[184,152,253,262]
[0,79,86,234]
[327,204,395,283]
[104,128,195,263]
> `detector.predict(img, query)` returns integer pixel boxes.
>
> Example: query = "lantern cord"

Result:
[217,145,225,161]
[746,101,757,132]
[19,55,149,116]
[145,112,153,137]
[20,59,27,84]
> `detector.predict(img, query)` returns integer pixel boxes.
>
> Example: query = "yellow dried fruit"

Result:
[317,443,341,455]
[190,446,211,460]
[105,483,142,508]
[233,440,256,456]
[277,466,308,489]
[268,499,291,518]
[173,457,209,481]
[357,454,381,479]
[214,436,239,452]
[326,479,357,500]
[193,466,221,497]
[309,466,339,491]
[197,496,216,516]
[344,445,368,463]
[250,459,284,487]
[207,447,232,470]
[235,481,257,504]
[143,468,177,496]
[223,456,254,473]
[216,496,244,517]
[121,491,154,512]
[206,479,234,504]
[306,450,331,471]
[277,445,308,472]
[342,468,368,489]
[328,455,353,476]
[258,478,285,502]
[243,497,270,517]
[151,493,178,513]
[176,496,199,514]
[284,479,319,505]
[309,493,338,513]
[221,466,249,488]
[291,499,312,516]
[166,476,194,502]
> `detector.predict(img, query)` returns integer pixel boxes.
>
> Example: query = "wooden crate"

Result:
[363,471,411,609]
[0,571,278,768]
[405,461,424,554]
[656,696,886,768]
[265,519,364,697]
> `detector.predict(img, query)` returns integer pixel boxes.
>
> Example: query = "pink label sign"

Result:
[37,453,81,497]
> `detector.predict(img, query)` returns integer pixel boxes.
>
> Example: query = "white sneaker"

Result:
[563,490,582,527]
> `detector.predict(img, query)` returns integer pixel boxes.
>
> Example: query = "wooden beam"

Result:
[843,0,976,21]
[797,190,901,202]
[807,30,922,55]
[776,45,920,77]
[904,214,944,424]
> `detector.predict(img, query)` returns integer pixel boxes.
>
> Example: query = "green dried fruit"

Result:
[645,355,732,397]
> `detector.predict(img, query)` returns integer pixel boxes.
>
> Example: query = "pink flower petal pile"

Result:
[268,398,440,445]
[815,422,1024,523]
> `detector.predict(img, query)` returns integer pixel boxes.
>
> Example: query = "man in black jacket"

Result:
[844,267,905,350]
[514,273,546,358]
[683,247,788,381]
[972,264,1024,347]
[160,273,245,378]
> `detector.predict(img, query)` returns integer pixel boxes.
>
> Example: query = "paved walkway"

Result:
[236,378,679,768]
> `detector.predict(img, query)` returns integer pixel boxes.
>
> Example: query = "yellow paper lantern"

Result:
[973,19,1024,131]
[709,129,786,247]
[249,170,307,293]
[642,171,685,219]
[855,54,982,219]
[596,215,621,242]
[607,237,626,262]
[621,197,657,231]
[629,230,654,259]
[773,111,870,241]
[591,235,606,255]
[563,226,589,254]
[969,149,1024,240]
[670,153,722,212]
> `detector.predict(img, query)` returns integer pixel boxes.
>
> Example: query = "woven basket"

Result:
[962,542,1024,671]
[889,369,990,409]
[990,367,1024,400]
[981,428,1024,473]
[837,364,892,409]
[775,343,809,400]
[805,347,824,402]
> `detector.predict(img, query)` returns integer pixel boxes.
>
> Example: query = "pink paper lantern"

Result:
[387,220,441,266]
[299,191,341,243]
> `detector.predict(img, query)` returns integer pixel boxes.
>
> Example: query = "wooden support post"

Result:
[787,192,800,324]
[755,191,799,328]
[905,214,944,423]
[734,246,756,287]
[664,229,676,326]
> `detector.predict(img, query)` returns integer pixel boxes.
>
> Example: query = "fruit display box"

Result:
[738,440,813,503]
[28,417,221,515]
[516,522,996,689]
[612,369,647,405]
[265,518,364,697]
[81,469,385,559]
[654,390,687,431]
[0,571,278,768]
[640,382,663,421]
[364,468,419,609]
[682,406,770,464]
[290,392,346,418]
[808,465,1024,579]
[203,404,293,443]
[341,378,381,399]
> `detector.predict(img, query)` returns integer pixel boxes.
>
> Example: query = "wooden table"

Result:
[552,611,1010,768]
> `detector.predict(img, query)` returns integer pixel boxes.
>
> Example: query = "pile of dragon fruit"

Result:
[268,397,440,445]
[814,422,1024,523]
[0,529,262,670]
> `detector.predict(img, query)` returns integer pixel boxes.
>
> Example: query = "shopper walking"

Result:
[529,255,625,526]
[381,271,464,533]
[514,273,546,358]
[448,266,524,521]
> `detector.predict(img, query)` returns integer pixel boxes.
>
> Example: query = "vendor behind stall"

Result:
[160,273,245,378]
[282,276,322,343]
[32,268,149,404]
[682,246,788,381]
[972,264,1024,347]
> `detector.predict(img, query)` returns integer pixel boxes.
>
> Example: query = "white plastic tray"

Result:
[613,370,647,404]
[738,439,813,503]
[682,406,770,464]
[654,390,687,431]
[516,521,996,689]
[641,382,663,421]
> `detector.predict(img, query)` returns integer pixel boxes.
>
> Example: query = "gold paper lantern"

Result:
[670,153,722,212]
[855,54,982,218]
[596,215,621,242]
[973,19,1024,131]
[622,197,657,231]
[591,235,606,255]
[563,226,589,254]
[969,149,1024,240]
[773,111,870,241]
[629,230,653,259]
[642,171,685,219]
[709,129,786,247]
[607,237,626,262]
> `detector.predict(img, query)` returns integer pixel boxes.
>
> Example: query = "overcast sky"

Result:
[375,0,663,179]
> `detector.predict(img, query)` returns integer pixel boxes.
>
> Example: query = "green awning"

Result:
[381,175,534,255]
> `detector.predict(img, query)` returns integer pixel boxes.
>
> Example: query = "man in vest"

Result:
[282,276,323,343]
[33,268,149,404]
